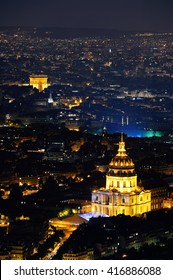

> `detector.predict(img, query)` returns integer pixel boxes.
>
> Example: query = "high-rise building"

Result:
[91,134,151,216]
[29,75,48,92]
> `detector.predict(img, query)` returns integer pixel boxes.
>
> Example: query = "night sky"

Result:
[1,0,173,32]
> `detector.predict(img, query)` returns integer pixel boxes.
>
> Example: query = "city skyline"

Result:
[0,21,173,259]
[1,0,173,32]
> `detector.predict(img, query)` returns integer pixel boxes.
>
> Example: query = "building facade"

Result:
[150,186,167,210]
[91,135,151,216]
[29,75,48,92]
[63,249,94,260]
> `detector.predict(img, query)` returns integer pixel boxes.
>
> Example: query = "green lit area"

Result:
[143,131,164,138]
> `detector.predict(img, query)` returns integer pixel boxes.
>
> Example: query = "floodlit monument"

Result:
[91,134,151,216]
[29,75,48,92]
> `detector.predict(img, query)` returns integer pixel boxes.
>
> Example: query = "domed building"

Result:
[91,134,151,216]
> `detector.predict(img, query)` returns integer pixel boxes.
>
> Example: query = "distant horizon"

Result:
[0,25,173,35]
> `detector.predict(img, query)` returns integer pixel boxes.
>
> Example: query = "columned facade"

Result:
[91,135,151,216]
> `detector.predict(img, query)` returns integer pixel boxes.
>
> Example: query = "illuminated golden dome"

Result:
[108,134,135,176]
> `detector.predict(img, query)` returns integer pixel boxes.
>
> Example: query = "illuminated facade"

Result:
[163,197,173,209]
[63,249,94,260]
[91,135,151,216]
[29,75,48,92]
